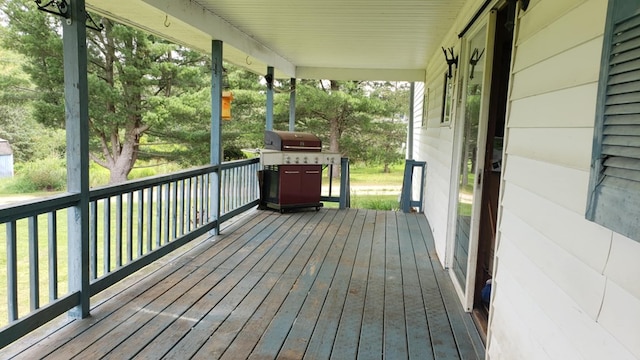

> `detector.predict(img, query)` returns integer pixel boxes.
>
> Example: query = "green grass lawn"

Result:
[348,162,404,186]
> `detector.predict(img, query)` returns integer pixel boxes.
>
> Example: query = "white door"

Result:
[450,17,495,310]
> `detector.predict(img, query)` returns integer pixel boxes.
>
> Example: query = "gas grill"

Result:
[259,130,340,212]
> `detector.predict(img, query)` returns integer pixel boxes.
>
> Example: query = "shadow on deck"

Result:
[1,209,484,359]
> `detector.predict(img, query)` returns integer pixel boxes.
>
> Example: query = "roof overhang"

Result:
[86,0,468,81]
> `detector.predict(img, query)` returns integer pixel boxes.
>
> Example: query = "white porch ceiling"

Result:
[85,0,468,81]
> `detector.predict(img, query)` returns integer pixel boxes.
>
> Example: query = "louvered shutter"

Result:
[588,1,640,242]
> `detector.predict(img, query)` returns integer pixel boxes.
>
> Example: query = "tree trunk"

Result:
[105,124,141,184]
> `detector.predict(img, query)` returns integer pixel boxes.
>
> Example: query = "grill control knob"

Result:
[303,156,308,164]
[295,157,299,164]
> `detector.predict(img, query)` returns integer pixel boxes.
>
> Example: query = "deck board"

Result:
[398,213,433,360]
[357,211,386,359]
[1,209,485,360]
[329,210,375,360]
[302,208,366,360]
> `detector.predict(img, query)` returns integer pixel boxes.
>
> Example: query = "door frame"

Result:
[446,11,498,312]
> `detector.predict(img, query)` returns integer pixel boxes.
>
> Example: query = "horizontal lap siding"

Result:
[493,237,633,360]
[502,159,610,271]
[416,59,456,265]
[490,0,640,359]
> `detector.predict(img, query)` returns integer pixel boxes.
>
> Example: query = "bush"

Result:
[12,157,66,192]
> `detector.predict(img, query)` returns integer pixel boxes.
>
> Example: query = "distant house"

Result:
[0,138,14,178]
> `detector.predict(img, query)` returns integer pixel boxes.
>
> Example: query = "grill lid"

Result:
[264,130,322,152]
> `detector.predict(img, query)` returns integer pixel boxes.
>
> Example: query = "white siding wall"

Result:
[414,0,640,358]
[415,68,455,264]
[489,0,640,358]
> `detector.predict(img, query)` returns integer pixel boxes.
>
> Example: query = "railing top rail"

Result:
[0,192,81,223]
[0,158,261,222]
[89,158,259,201]
[89,165,217,200]
[219,157,259,170]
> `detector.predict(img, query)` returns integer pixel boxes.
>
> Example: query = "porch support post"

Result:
[339,157,350,209]
[266,66,274,131]
[64,0,90,319]
[408,82,415,160]
[289,78,296,131]
[211,40,223,235]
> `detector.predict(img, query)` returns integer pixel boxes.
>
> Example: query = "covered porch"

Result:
[0,0,488,357]
[1,209,483,359]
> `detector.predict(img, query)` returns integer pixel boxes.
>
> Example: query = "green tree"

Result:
[0,47,64,163]
[290,80,408,171]
[1,0,211,183]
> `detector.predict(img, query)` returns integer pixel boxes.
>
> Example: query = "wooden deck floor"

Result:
[1,209,484,360]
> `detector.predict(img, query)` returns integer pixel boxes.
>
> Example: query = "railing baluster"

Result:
[90,201,97,279]
[48,211,58,301]
[221,169,227,214]
[137,190,144,257]
[127,192,133,263]
[200,175,205,225]
[156,185,162,247]
[193,177,199,227]
[171,181,178,241]
[238,166,243,208]
[104,198,111,274]
[206,173,211,222]
[116,194,123,268]
[197,175,202,224]
[227,168,232,213]
[28,216,40,311]
[243,165,248,205]
[219,169,224,216]
[186,178,192,231]
[235,167,240,210]
[7,220,18,322]
[180,179,186,236]
[229,169,233,214]
[146,186,153,252]
[242,166,250,204]
[164,183,170,244]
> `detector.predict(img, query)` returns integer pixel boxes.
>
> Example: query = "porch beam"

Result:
[64,0,91,319]
[266,66,274,131]
[289,78,296,132]
[140,0,296,77]
[296,67,425,82]
[211,40,223,235]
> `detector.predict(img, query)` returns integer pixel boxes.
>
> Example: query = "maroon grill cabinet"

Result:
[259,131,340,212]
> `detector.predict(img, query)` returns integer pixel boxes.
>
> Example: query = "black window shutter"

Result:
[589,0,640,241]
